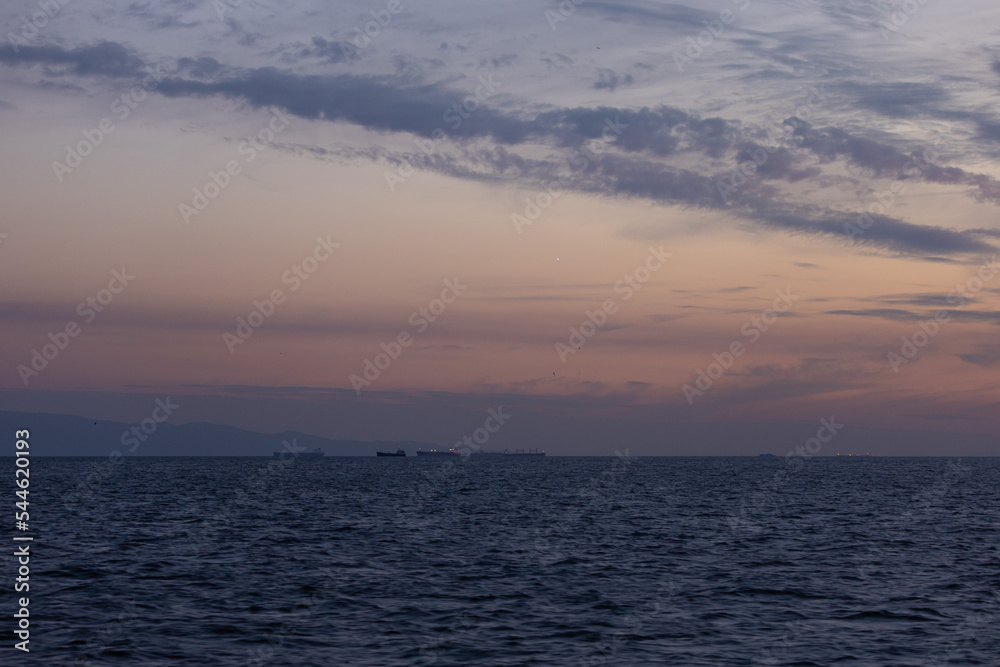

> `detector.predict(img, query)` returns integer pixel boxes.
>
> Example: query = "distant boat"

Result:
[471,448,545,457]
[273,447,324,459]
[415,448,460,457]
[759,453,775,457]
[376,449,406,457]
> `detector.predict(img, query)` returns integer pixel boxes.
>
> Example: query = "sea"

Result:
[6,455,1000,666]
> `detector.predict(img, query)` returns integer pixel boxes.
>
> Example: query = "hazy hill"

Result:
[0,411,436,456]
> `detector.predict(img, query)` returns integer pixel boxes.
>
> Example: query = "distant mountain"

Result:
[0,411,436,456]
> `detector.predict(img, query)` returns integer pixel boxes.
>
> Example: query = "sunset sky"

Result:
[2,0,999,454]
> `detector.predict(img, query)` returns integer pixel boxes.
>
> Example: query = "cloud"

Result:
[875,293,974,308]
[290,36,356,65]
[593,68,634,91]
[686,357,870,407]
[481,54,518,68]
[154,67,535,144]
[0,42,147,78]
[843,81,950,119]
[788,118,1000,204]
[4,41,999,260]
[648,314,687,323]
[174,56,225,79]
[957,345,1000,368]
[827,308,1000,324]
[119,0,202,30]
[579,1,722,30]
[736,145,820,182]
[825,308,923,322]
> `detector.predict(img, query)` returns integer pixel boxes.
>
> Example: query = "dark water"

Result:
[6,456,1000,666]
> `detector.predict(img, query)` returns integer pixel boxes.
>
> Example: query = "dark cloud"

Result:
[580,1,721,29]
[540,53,574,69]
[825,308,923,322]
[827,308,1000,324]
[690,358,868,406]
[648,314,687,323]
[4,42,997,259]
[822,67,1000,149]
[789,119,1000,204]
[300,36,355,64]
[118,0,202,30]
[756,209,995,256]
[0,41,146,78]
[534,105,689,155]
[223,18,260,48]
[156,68,534,144]
[958,345,1000,368]
[593,68,634,92]
[810,0,889,27]
[737,145,820,182]
[175,56,225,79]
[875,293,973,308]
[364,139,994,257]
[481,54,518,68]
[843,81,950,119]
[975,119,1000,144]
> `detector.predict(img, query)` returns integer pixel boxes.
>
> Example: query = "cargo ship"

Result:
[376,449,406,457]
[471,448,545,457]
[415,448,460,457]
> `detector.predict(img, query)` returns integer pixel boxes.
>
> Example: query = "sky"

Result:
[1,0,999,455]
